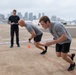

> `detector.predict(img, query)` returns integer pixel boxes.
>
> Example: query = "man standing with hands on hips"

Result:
[8,9,20,48]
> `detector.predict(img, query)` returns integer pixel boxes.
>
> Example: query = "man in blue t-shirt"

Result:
[39,16,75,71]
[18,19,47,54]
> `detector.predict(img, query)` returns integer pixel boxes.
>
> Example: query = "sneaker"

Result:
[67,62,75,71]
[17,44,20,47]
[10,45,13,48]
[71,53,75,61]
[45,46,48,50]
[40,50,47,54]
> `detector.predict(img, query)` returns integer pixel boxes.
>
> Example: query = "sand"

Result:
[0,24,76,75]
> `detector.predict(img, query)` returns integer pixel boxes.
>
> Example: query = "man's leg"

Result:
[15,28,20,47]
[34,33,47,54]
[38,43,48,51]
[61,53,75,71]
[34,42,45,50]
[10,28,14,48]
[56,52,61,57]
[56,43,75,71]
[61,53,74,64]
[34,42,47,54]
[67,53,75,61]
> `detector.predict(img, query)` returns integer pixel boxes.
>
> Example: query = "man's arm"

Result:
[29,30,36,42]
[8,21,15,25]
[8,16,15,25]
[8,16,11,25]
[29,30,36,40]
[45,33,67,46]
[8,20,11,25]
[17,16,20,25]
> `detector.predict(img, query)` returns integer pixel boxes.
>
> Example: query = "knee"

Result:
[61,55,66,60]
[34,43,38,47]
[56,54,61,57]
[35,44,38,47]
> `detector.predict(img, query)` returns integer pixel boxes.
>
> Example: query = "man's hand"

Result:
[11,22,15,25]
[28,38,31,43]
[44,42,53,46]
[15,23,18,24]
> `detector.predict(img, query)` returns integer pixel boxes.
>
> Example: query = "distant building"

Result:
[51,16,57,21]
[56,18,61,22]
[73,20,76,24]
[0,14,5,20]
[42,13,45,16]
[24,12,28,20]
[29,13,33,21]
[33,15,36,20]
[0,12,46,23]
[38,13,41,19]
[17,12,23,19]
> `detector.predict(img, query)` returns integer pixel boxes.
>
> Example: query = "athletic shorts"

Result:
[34,33,43,42]
[56,42,71,53]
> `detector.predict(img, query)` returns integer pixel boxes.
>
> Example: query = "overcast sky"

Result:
[0,0,76,21]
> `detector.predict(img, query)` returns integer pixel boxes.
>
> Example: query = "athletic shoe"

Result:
[17,44,20,47]
[67,62,75,71]
[10,45,13,48]
[40,50,47,54]
[71,53,75,61]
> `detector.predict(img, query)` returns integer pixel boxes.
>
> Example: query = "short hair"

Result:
[39,16,50,23]
[13,9,17,12]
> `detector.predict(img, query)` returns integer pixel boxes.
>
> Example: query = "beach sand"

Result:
[0,24,76,75]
